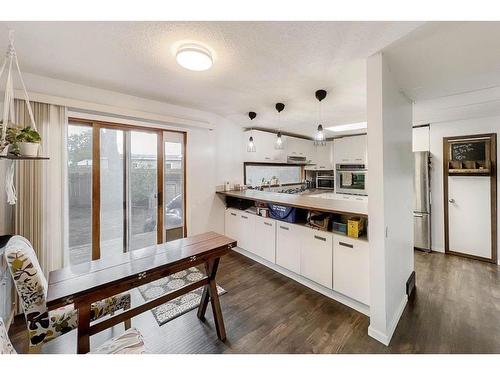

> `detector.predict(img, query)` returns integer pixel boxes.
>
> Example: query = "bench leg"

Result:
[196,257,226,341]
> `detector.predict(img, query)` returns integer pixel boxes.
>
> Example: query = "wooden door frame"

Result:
[443,133,497,263]
[69,117,187,259]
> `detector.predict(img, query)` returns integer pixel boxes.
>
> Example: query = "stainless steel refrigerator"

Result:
[414,151,431,252]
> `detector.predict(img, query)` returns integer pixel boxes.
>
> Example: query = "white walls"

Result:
[427,115,500,261]
[367,53,414,345]
[9,72,243,241]
[187,118,243,236]
[411,87,500,264]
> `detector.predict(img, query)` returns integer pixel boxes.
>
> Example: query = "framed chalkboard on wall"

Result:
[451,141,486,162]
[447,136,491,175]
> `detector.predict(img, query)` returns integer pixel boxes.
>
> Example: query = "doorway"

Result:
[443,133,497,263]
[67,118,186,265]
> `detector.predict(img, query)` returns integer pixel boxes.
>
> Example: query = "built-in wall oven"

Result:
[335,164,367,195]
[316,175,335,190]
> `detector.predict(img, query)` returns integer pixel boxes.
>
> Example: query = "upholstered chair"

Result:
[4,235,132,350]
[0,317,145,354]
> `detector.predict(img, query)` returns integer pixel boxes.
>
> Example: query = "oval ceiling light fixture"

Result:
[176,43,213,71]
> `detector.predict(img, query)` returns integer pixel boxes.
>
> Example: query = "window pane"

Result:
[129,131,158,250]
[67,124,92,265]
[100,128,124,258]
[164,131,184,242]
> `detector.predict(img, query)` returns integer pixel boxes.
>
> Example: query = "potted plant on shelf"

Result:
[6,126,21,156]
[16,126,41,157]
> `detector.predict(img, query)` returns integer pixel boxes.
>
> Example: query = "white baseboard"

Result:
[368,294,408,346]
[233,246,370,316]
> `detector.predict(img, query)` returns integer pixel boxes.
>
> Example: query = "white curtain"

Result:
[14,99,68,275]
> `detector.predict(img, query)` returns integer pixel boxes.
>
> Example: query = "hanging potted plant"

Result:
[0,30,40,159]
[16,126,41,157]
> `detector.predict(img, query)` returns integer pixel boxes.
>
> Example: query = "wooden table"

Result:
[47,232,236,353]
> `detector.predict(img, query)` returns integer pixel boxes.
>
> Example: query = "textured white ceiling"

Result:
[384,22,500,102]
[0,21,422,136]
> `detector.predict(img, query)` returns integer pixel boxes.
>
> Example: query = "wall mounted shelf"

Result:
[0,155,49,160]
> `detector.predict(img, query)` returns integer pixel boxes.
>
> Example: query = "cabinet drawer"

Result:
[276,223,301,274]
[238,212,256,253]
[224,208,240,242]
[254,216,276,263]
[300,230,333,288]
[333,235,369,305]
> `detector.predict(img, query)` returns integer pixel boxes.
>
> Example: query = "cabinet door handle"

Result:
[241,215,248,219]
[355,158,363,161]
[339,241,354,248]
[280,226,289,230]
[264,222,273,227]
[314,235,326,242]
[230,213,237,216]
[355,197,363,201]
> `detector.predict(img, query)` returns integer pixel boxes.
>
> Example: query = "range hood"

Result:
[287,155,312,165]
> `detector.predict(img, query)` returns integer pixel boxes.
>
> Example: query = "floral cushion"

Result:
[91,293,131,321]
[0,318,16,354]
[91,328,146,354]
[4,235,131,346]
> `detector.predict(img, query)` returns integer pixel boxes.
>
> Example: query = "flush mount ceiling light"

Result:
[326,122,367,132]
[314,89,327,146]
[176,43,213,71]
[247,111,257,152]
[275,102,285,150]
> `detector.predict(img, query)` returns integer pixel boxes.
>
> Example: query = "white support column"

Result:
[366,52,414,346]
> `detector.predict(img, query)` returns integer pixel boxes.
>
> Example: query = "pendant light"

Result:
[247,111,257,152]
[274,102,285,150]
[314,89,327,146]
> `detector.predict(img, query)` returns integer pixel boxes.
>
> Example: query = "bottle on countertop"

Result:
[225,181,230,191]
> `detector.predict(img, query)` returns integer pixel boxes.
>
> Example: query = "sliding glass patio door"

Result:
[164,131,185,242]
[67,119,186,265]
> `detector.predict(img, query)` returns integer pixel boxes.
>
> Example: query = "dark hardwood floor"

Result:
[8,250,500,353]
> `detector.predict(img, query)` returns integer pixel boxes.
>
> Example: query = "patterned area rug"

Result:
[138,266,226,326]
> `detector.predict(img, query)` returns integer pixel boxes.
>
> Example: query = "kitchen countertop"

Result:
[217,189,368,216]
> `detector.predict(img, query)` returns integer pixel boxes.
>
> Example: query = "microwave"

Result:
[316,175,335,190]
[335,164,367,195]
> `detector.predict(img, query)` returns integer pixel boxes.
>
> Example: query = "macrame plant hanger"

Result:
[0,30,38,205]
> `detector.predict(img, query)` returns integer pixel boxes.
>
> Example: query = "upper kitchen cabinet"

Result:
[412,126,430,152]
[243,130,287,163]
[333,135,367,165]
[287,136,315,161]
[306,142,333,170]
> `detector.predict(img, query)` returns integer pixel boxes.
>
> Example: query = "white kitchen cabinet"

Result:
[224,208,240,241]
[300,229,333,288]
[287,137,314,161]
[412,126,430,152]
[238,211,256,253]
[333,235,369,305]
[306,142,333,170]
[276,222,302,274]
[224,208,255,252]
[254,216,276,263]
[334,135,367,165]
